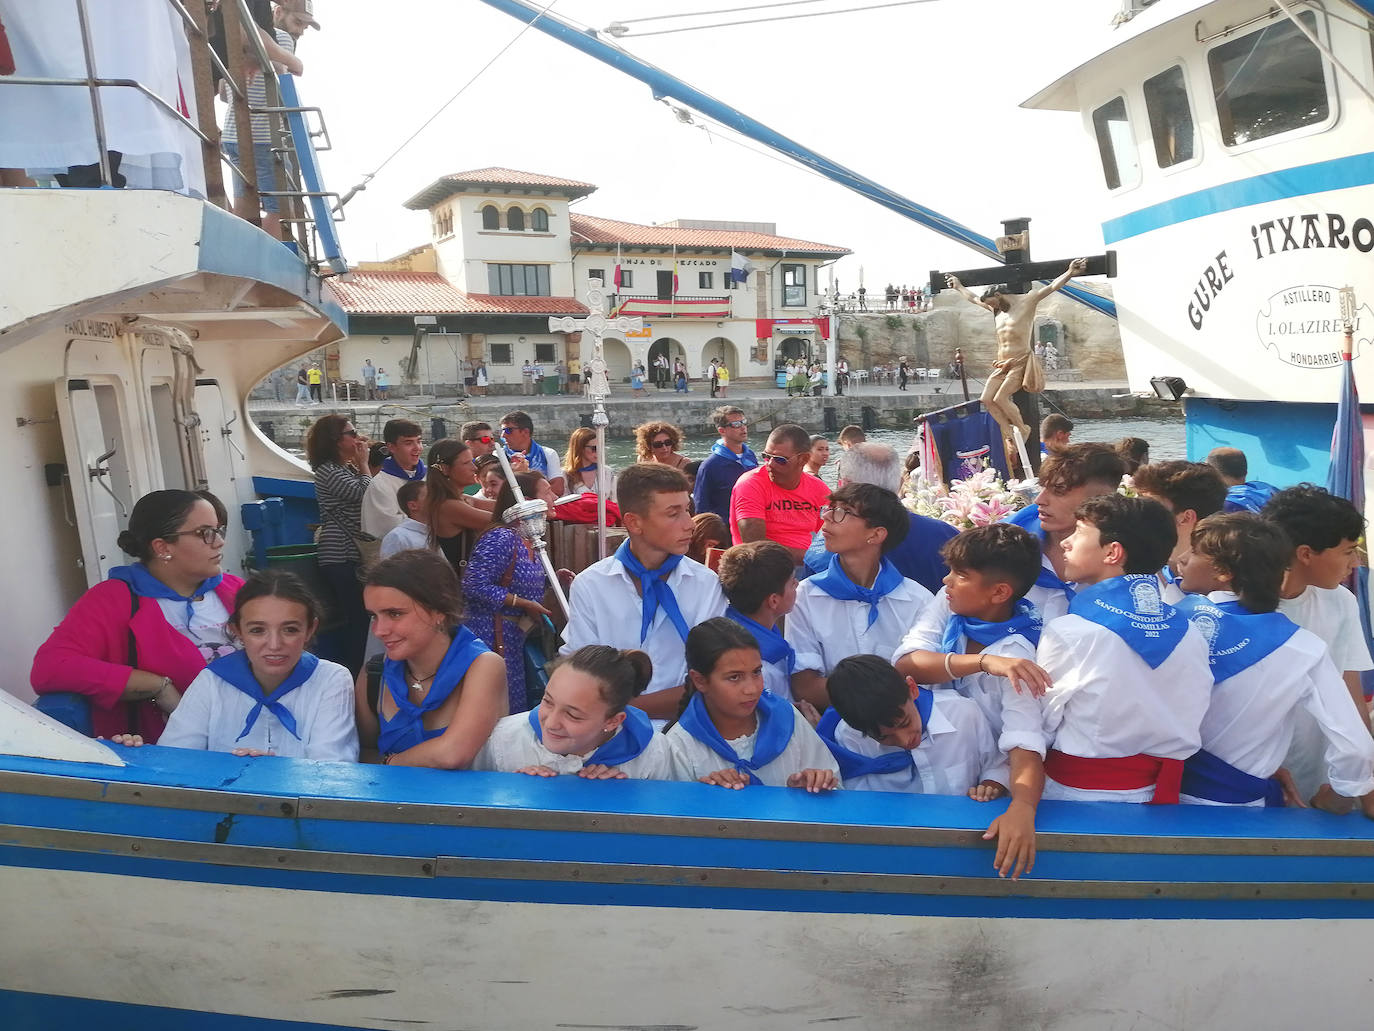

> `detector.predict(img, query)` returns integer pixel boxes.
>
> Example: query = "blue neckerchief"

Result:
[1034,561,1077,602]
[725,606,796,675]
[1224,481,1279,514]
[208,648,318,741]
[1182,748,1285,806]
[578,464,598,473]
[377,628,489,755]
[677,689,794,784]
[807,554,905,628]
[709,441,758,469]
[1001,507,1076,602]
[1160,564,1181,587]
[1069,575,1189,669]
[109,563,225,624]
[614,540,690,643]
[527,706,655,767]
[380,456,426,482]
[506,440,550,475]
[940,598,1042,653]
[1175,595,1300,682]
[815,692,934,780]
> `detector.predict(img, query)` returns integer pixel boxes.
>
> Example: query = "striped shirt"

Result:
[223,28,295,145]
[314,462,371,566]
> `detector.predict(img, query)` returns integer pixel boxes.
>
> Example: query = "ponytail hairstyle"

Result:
[227,569,323,633]
[116,489,209,562]
[670,617,761,728]
[561,645,653,715]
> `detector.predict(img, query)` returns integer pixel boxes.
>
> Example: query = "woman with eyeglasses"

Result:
[307,413,375,678]
[634,421,692,474]
[563,426,616,499]
[31,489,244,742]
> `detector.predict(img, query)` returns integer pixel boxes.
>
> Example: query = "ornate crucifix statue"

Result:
[550,277,644,559]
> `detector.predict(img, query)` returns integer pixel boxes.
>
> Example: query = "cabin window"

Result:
[1091,96,1140,190]
[491,343,513,364]
[1209,12,1329,147]
[481,204,500,230]
[487,263,550,296]
[782,264,806,307]
[506,207,526,231]
[1143,65,1194,167]
[531,208,549,231]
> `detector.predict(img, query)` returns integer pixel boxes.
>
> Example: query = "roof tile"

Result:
[328,271,588,317]
[569,213,850,256]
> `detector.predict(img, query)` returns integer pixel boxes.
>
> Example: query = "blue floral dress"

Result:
[461,526,547,712]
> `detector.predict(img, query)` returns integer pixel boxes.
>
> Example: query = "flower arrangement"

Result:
[903,464,1031,530]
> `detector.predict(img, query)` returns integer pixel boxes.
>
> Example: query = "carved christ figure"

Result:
[946,257,1088,443]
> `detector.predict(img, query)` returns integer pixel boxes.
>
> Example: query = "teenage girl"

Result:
[474,646,671,779]
[664,618,840,791]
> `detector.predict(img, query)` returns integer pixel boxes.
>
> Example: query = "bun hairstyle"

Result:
[116,489,208,562]
[228,569,323,630]
[363,549,463,627]
[669,617,761,728]
[562,645,653,714]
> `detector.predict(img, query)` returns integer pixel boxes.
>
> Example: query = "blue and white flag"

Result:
[729,251,752,284]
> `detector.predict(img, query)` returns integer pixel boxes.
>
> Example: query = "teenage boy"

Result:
[693,406,757,524]
[1130,460,1227,603]
[1206,446,1279,513]
[561,464,726,719]
[1038,494,1212,803]
[838,425,867,450]
[1004,442,1126,624]
[1177,513,1374,814]
[718,541,799,702]
[786,484,932,708]
[1039,414,1073,454]
[731,424,830,563]
[361,418,425,537]
[500,411,564,496]
[379,481,431,558]
[1262,485,1374,798]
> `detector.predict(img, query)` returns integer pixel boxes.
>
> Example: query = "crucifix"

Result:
[928,217,1115,476]
[550,276,644,559]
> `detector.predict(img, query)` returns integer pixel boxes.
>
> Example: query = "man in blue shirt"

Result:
[1206,447,1279,513]
[692,405,757,523]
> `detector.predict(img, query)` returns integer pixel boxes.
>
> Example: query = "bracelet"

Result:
[382,752,394,765]
[942,653,955,680]
[979,653,989,673]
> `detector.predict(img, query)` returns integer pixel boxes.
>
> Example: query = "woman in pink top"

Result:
[30,489,244,742]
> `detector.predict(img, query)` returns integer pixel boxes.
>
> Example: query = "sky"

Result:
[301,0,1118,289]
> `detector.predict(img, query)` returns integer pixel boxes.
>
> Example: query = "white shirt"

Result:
[830,692,1008,795]
[560,553,727,697]
[160,658,359,762]
[361,468,416,538]
[786,574,933,677]
[472,712,673,780]
[380,518,432,558]
[1037,602,1212,803]
[891,593,1048,756]
[664,704,841,786]
[1022,552,1073,626]
[1181,590,1374,805]
[156,591,234,662]
[761,654,793,703]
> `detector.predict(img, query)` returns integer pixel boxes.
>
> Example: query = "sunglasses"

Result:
[341,428,359,437]
[760,452,790,465]
[650,439,674,449]
[723,419,748,428]
[500,426,520,436]
[586,444,598,452]
[465,435,494,445]
[167,525,228,545]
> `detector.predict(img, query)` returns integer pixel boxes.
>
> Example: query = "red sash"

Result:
[1044,749,1183,804]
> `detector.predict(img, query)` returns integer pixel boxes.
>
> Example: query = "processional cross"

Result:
[550,277,644,558]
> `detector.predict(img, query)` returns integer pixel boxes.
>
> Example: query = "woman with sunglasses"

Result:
[563,426,616,499]
[634,421,692,473]
[31,489,244,742]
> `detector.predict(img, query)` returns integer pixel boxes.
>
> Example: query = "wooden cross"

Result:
[927,217,1116,296]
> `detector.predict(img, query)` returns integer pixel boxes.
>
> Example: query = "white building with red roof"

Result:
[326,167,850,392]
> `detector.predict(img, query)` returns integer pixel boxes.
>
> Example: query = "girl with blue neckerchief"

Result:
[474,646,671,779]
[359,549,507,768]
[664,618,840,792]
[159,571,357,761]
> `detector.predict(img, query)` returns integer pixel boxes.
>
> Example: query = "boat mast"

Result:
[477,0,1115,320]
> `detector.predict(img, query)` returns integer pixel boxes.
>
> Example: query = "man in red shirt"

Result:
[730,424,830,564]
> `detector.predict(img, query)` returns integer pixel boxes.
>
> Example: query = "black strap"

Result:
[126,586,141,736]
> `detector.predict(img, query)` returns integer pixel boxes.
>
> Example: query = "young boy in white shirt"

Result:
[1038,493,1212,804]
[379,481,431,558]
[1262,485,1374,798]
[1130,460,1227,604]
[561,464,726,721]
[361,418,425,538]
[718,541,799,703]
[1176,513,1374,814]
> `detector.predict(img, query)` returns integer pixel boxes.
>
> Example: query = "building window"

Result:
[491,343,513,365]
[481,204,500,230]
[535,342,556,363]
[1091,96,1140,190]
[782,264,806,307]
[531,208,549,232]
[1209,12,1328,147]
[698,271,714,290]
[1143,65,1194,168]
[725,276,739,291]
[487,264,551,296]
[588,268,606,286]
[507,207,525,231]
[619,269,634,290]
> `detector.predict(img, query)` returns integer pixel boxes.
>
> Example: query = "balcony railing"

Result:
[612,294,732,318]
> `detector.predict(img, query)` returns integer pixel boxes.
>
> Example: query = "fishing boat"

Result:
[3,2,1374,1028]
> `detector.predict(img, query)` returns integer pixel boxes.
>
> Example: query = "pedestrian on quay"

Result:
[362,358,377,401]
[307,362,323,403]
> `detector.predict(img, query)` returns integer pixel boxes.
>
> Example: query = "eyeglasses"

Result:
[166,525,229,545]
[760,452,790,466]
[650,439,674,449]
[722,419,748,428]
[341,428,359,438]
[465,435,494,445]
[586,444,598,452]
[819,505,854,523]
[500,426,520,436]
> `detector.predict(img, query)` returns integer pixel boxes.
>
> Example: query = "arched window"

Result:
[481,205,499,230]
[506,207,526,231]
[531,208,549,232]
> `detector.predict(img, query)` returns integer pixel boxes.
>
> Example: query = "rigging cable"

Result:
[610,0,938,38]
